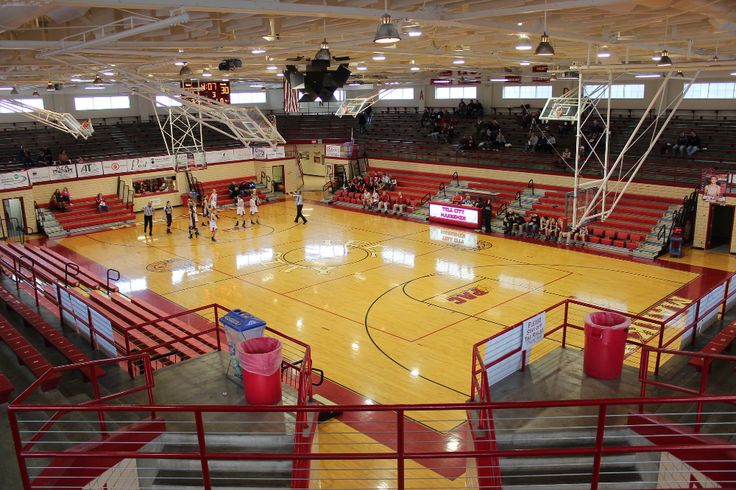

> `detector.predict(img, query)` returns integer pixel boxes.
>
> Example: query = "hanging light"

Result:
[10,86,18,95]
[374,0,401,44]
[46,82,55,91]
[657,49,672,67]
[179,64,192,76]
[515,35,532,51]
[93,74,104,85]
[534,0,555,56]
[315,38,331,61]
[597,45,611,58]
[32,89,40,97]
[657,17,672,67]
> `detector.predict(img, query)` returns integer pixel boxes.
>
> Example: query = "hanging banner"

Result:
[76,161,104,178]
[48,164,77,182]
[28,167,51,184]
[325,144,343,157]
[254,146,286,160]
[232,147,254,160]
[102,159,130,175]
[0,170,30,190]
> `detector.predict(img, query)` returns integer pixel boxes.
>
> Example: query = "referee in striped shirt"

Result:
[292,190,307,224]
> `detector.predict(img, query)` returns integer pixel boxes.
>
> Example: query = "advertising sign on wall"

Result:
[48,164,77,182]
[102,159,130,175]
[0,170,30,190]
[76,161,104,178]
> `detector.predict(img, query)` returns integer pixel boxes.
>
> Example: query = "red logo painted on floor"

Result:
[447,286,489,305]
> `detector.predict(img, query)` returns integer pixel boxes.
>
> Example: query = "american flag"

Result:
[283,78,300,113]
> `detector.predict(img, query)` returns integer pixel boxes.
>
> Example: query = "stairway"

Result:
[38,208,65,238]
[141,421,296,489]
[632,204,679,260]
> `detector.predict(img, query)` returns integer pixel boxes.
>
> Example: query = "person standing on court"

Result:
[249,193,260,225]
[143,201,154,236]
[164,200,173,234]
[210,208,218,242]
[188,199,200,239]
[234,194,246,228]
[292,190,307,224]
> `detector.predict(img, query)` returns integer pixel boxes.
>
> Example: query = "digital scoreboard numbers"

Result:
[181,80,231,104]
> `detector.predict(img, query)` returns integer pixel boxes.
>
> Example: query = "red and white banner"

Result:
[283,78,300,113]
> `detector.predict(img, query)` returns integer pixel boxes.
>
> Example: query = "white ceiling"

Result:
[0,0,735,89]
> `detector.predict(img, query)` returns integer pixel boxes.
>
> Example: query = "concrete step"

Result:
[151,469,292,490]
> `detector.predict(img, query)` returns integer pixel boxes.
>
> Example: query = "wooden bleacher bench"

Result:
[688,322,736,371]
[0,316,60,391]
[36,245,117,292]
[129,296,219,349]
[0,373,13,403]
[0,286,105,381]
[0,243,79,287]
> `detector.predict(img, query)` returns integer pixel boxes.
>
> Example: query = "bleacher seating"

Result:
[0,315,60,391]
[688,321,736,371]
[40,194,135,232]
[0,285,104,381]
[198,177,266,208]
[527,190,680,251]
[0,373,12,403]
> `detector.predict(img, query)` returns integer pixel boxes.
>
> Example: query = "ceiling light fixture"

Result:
[657,49,672,67]
[102,71,114,76]
[453,58,465,64]
[315,38,331,61]
[357,65,368,71]
[276,73,284,77]
[175,61,186,66]
[597,45,611,58]
[374,0,401,44]
[10,86,18,95]
[519,60,531,66]
[202,71,213,77]
[251,48,266,54]
[635,73,661,78]
[266,65,278,70]
[657,17,672,67]
[410,66,420,71]
[515,35,532,51]
[651,53,661,61]
[534,0,555,56]
[46,82,55,91]
[730,72,736,76]
[70,77,82,82]
[93,75,104,85]
[372,54,386,61]
[490,77,507,82]
[32,90,40,97]
[407,28,422,37]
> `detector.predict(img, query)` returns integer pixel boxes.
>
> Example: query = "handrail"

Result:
[656,223,668,243]
[451,171,459,186]
[496,202,508,217]
[527,178,534,195]
[438,182,446,198]
[17,255,38,305]
[106,268,120,295]
[420,192,432,206]
[514,190,522,206]
[64,262,80,288]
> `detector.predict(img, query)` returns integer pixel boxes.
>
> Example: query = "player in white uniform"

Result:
[234,195,246,228]
[249,194,260,225]
[188,199,200,239]
[209,208,218,242]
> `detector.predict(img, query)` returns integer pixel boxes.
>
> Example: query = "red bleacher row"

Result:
[333,168,452,211]
[197,176,267,208]
[0,241,218,400]
[39,194,135,232]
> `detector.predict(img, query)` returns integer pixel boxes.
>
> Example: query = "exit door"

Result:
[706,204,735,250]
[2,197,26,242]
[272,165,284,193]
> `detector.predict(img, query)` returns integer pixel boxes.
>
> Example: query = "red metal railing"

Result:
[473,272,736,399]
[8,354,736,490]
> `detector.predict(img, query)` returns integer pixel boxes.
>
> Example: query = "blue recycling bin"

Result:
[220,310,266,378]
[669,235,683,257]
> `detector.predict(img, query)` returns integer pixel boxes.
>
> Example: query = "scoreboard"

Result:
[181,80,231,104]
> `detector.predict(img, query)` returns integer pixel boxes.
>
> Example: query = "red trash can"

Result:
[583,312,631,379]
[237,337,283,405]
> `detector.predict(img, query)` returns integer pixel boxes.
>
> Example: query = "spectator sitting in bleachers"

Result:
[389,176,397,190]
[672,131,688,155]
[502,212,513,235]
[457,99,467,116]
[494,131,507,151]
[421,109,433,127]
[58,149,70,164]
[229,182,238,199]
[96,193,108,212]
[525,134,538,152]
[378,191,390,214]
[362,189,372,209]
[558,147,572,168]
[452,192,463,205]
[393,192,407,215]
[574,226,588,243]
[50,189,70,212]
[61,187,72,204]
[371,189,380,210]
[686,130,701,157]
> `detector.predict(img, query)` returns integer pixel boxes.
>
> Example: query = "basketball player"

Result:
[210,208,218,242]
[188,199,200,239]
[249,193,260,225]
[164,201,173,234]
[234,194,246,228]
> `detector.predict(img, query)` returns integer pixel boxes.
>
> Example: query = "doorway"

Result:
[706,204,734,251]
[272,165,284,193]
[2,197,26,242]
